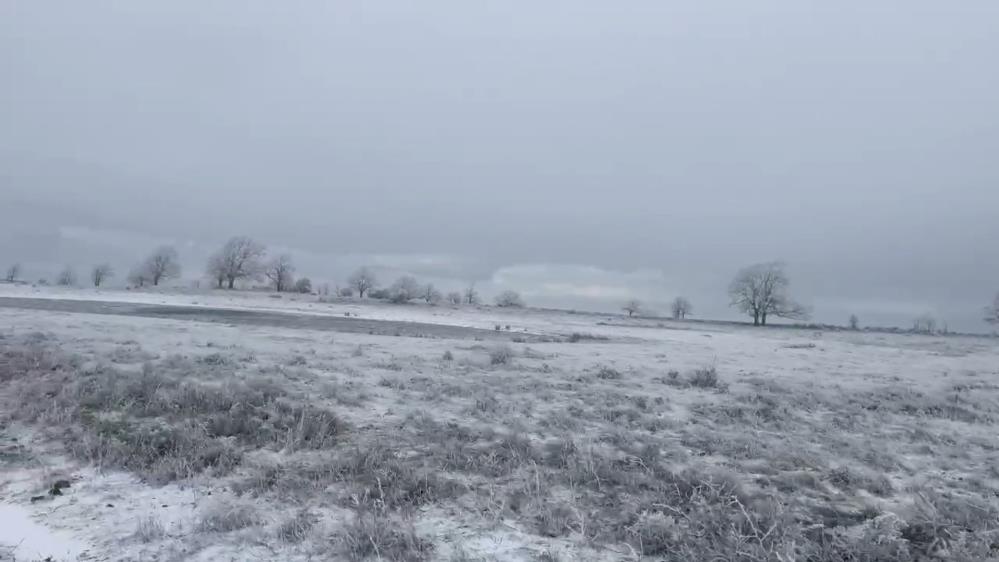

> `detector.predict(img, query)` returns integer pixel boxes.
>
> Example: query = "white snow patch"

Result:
[0,503,90,561]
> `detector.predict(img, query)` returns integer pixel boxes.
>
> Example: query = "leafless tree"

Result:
[293,277,313,294]
[91,264,114,287]
[495,290,525,308]
[849,314,860,330]
[208,236,266,289]
[56,267,76,287]
[348,267,378,298]
[4,263,20,283]
[264,254,295,292]
[128,266,150,288]
[728,261,810,326]
[389,275,421,303]
[464,283,479,305]
[447,291,463,305]
[206,254,227,289]
[143,246,181,286]
[671,297,692,320]
[422,283,443,304]
[622,299,642,317]
[913,314,937,334]
[985,293,999,326]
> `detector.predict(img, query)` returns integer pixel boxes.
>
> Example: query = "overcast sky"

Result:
[2,1,997,330]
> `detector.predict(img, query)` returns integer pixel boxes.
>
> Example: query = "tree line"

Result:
[4,241,998,330]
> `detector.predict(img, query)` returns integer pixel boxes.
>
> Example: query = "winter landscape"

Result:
[2,280,998,561]
[5,1,999,561]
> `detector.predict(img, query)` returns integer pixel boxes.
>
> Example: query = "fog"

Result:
[2,1,997,330]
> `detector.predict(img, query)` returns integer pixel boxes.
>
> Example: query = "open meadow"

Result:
[2,287,998,561]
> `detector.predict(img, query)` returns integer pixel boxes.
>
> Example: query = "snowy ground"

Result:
[2,286,998,561]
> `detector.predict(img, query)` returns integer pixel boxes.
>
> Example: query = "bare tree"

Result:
[143,246,181,286]
[208,236,266,289]
[464,283,479,305]
[206,253,227,289]
[128,266,150,288]
[56,267,76,287]
[4,263,20,283]
[389,275,421,303]
[728,261,810,326]
[849,314,860,330]
[422,283,442,304]
[670,297,692,320]
[985,293,999,326]
[913,314,937,334]
[264,254,296,292]
[91,263,114,287]
[495,290,525,308]
[348,267,378,298]
[622,299,642,317]
[447,291,463,305]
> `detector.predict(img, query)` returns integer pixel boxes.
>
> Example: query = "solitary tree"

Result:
[671,297,693,320]
[128,266,150,288]
[728,261,809,326]
[5,263,20,283]
[913,314,937,334]
[56,267,76,287]
[464,283,480,305]
[422,283,443,304]
[447,291,463,305]
[264,254,296,292]
[622,299,642,317]
[389,275,421,303]
[348,267,378,298]
[495,290,525,308]
[985,293,999,326]
[91,263,114,287]
[143,246,181,286]
[208,236,266,289]
[849,314,860,330]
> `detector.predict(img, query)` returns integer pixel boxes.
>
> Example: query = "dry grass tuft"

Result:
[338,510,433,561]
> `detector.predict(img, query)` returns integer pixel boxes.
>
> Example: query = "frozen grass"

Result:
[2,307,999,561]
[132,516,166,543]
[197,499,261,533]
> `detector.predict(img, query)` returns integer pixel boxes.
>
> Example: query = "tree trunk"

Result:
[753,312,760,326]
[761,312,768,326]
[227,278,235,289]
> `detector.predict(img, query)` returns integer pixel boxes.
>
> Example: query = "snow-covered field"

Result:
[2,286,998,561]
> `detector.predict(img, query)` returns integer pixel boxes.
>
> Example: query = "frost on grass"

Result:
[2,318,999,562]
[197,500,260,533]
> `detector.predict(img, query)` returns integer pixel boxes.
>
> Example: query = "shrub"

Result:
[688,366,720,388]
[293,277,313,294]
[197,500,260,533]
[489,345,515,366]
[596,366,623,380]
[494,290,525,308]
[369,288,391,300]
